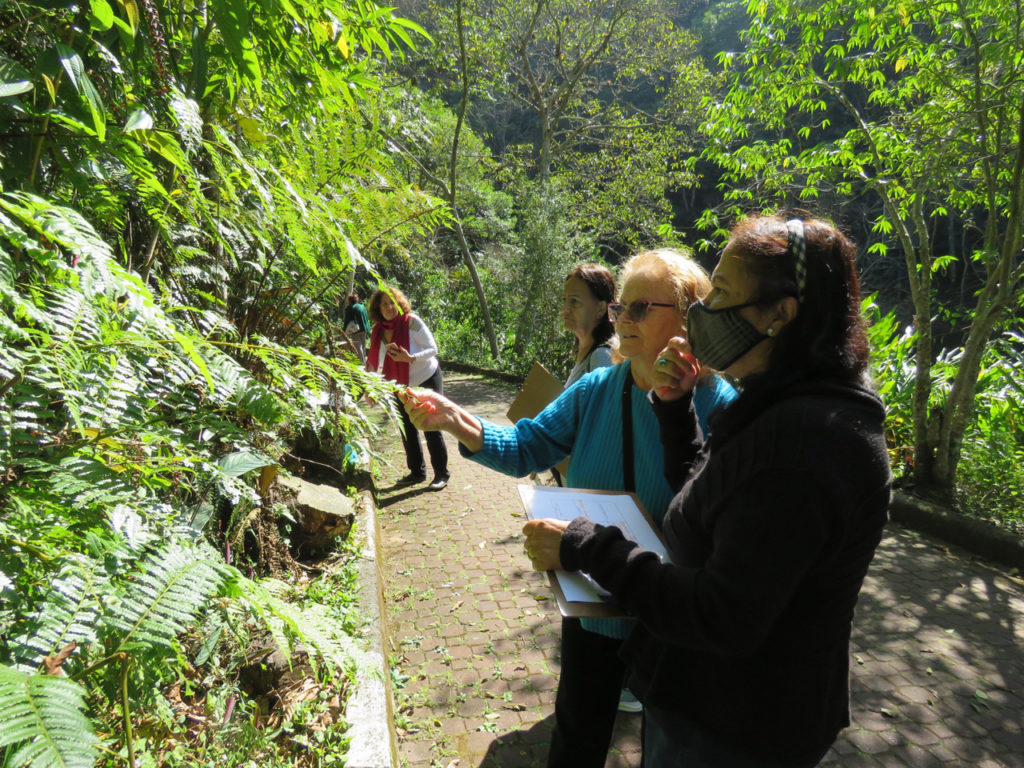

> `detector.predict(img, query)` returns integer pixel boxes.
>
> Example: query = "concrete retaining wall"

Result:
[343,490,399,768]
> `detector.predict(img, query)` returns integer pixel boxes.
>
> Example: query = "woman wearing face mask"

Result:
[522,216,892,767]
[561,263,616,388]
[402,249,736,768]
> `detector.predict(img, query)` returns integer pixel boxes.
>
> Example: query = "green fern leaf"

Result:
[231,577,358,678]
[24,457,141,508]
[0,664,99,768]
[11,557,106,668]
[46,288,99,344]
[106,542,227,654]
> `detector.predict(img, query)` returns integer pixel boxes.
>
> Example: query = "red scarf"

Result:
[367,313,411,385]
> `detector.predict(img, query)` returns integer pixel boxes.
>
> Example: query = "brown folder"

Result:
[506,361,571,477]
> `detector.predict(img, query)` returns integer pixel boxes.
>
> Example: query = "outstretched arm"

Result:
[401,388,484,453]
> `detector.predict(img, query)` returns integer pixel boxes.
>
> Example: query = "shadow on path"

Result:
[377,373,1024,768]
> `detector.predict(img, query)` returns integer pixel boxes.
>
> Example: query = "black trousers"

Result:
[547,617,628,768]
[396,366,448,479]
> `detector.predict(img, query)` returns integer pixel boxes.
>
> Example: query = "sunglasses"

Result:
[607,300,676,322]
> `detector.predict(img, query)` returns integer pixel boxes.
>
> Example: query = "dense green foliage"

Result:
[385,0,717,368]
[0,0,442,764]
[3,0,1023,764]
[698,0,1024,492]
[0,188,382,765]
[869,299,1024,532]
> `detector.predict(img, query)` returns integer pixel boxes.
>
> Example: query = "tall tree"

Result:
[700,0,1024,493]
[413,0,714,358]
[382,0,502,358]
[434,0,705,183]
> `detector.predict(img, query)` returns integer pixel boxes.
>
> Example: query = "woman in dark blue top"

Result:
[524,216,891,767]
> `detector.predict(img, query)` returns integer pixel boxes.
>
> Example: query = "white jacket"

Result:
[371,314,440,386]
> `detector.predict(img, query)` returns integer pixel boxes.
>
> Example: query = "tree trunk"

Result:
[933,102,1024,489]
[450,0,500,360]
[911,312,936,488]
[537,112,553,184]
[453,216,500,359]
[933,312,989,488]
[512,293,534,358]
[905,200,937,491]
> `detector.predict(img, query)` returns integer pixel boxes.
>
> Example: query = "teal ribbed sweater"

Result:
[464,361,736,637]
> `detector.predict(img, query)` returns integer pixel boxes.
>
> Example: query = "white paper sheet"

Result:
[518,485,672,604]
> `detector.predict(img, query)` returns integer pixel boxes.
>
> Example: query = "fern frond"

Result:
[45,287,99,345]
[114,139,181,232]
[170,259,231,286]
[169,90,204,156]
[205,351,283,423]
[0,217,55,337]
[106,542,227,655]
[73,353,143,429]
[23,457,142,508]
[0,664,98,768]
[230,577,358,678]
[10,556,107,669]
[0,193,117,296]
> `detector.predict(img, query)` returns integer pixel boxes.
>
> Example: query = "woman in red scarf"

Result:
[366,286,450,490]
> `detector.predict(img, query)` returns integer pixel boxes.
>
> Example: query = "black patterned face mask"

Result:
[685,299,768,372]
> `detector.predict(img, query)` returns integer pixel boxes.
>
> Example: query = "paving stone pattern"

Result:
[376,373,1024,768]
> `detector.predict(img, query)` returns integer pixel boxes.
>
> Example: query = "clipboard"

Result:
[518,485,671,619]
[506,361,570,477]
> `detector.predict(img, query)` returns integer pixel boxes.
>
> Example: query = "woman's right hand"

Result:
[652,336,700,402]
[399,388,454,430]
[399,387,485,452]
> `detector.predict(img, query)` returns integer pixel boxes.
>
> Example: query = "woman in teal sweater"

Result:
[404,249,736,768]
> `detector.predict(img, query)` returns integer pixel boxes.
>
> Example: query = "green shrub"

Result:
[0,191,386,766]
[867,298,1024,533]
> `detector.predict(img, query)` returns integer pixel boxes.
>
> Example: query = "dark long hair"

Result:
[566,263,616,353]
[731,214,869,381]
[710,215,872,438]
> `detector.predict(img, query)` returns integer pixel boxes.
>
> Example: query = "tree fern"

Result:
[0,664,98,768]
[105,541,229,656]
[0,0,442,761]
[9,557,106,670]
[229,577,359,679]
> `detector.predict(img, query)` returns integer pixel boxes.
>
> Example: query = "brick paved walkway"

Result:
[376,373,1024,768]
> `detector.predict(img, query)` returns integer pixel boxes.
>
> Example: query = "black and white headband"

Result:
[786,218,807,303]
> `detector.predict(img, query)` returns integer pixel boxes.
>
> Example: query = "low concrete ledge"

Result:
[344,489,398,768]
[889,490,1024,572]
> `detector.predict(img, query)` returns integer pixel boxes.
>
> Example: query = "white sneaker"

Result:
[618,688,643,713]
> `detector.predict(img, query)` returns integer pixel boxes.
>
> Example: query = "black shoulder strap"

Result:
[621,368,635,492]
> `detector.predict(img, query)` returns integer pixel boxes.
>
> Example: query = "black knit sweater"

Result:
[560,376,892,766]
